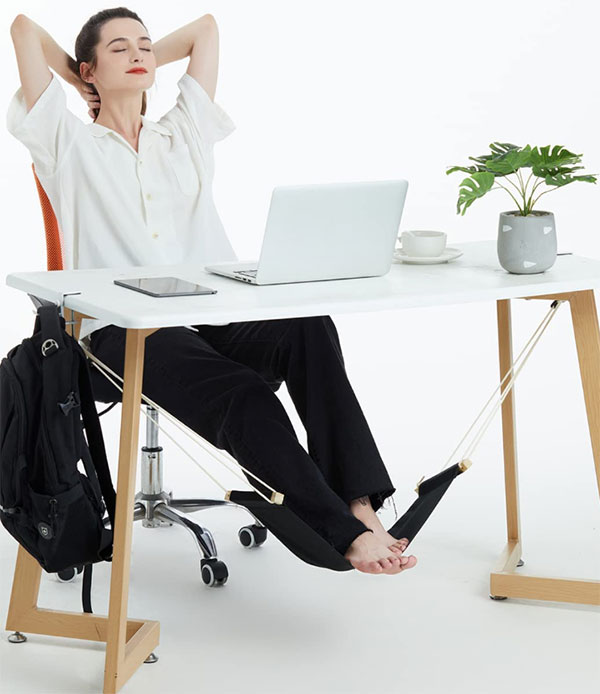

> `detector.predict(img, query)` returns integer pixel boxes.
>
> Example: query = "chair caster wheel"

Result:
[517,558,525,567]
[8,631,27,643]
[144,652,159,664]
[489,594,508,600]
[201,558,228,587]
[238,524,268,548]
[56,565,84,582]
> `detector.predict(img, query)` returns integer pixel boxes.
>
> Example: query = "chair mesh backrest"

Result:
[31,162,64,271]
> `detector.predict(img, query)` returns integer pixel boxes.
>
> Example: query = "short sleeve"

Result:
[158,72,236,147]
[6,73,83,177]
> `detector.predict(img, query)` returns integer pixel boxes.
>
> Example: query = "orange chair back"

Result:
[30,163,87,339]
[31,162,64,271]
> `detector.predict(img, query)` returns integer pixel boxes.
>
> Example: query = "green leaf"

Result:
[530,145,582,168]
[484,146,532,175]
[543,173,598,187]
[456,172,495,215]
[446,164,480,175]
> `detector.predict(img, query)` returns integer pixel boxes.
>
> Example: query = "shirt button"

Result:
[152,233,159,239]
[138,159,143,165]
[146,193,152,200]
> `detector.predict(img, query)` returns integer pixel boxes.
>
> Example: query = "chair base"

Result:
[100,406,267,566]
[131,491,247,561]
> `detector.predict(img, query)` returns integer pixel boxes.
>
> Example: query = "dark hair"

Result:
[69,7,148,122]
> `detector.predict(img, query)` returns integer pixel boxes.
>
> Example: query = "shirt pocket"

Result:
[167,143,199,195]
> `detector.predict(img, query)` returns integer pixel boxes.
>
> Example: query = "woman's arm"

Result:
[153,14,220,101]
[10,15,97,116]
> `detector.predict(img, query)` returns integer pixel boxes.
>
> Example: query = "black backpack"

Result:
[0,303,116,614]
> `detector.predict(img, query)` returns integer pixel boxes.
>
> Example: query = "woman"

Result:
[8,8,417,575]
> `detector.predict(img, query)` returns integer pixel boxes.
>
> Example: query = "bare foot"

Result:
[344,530,417,575]
[374,530,409,555]
[349,495,410,555]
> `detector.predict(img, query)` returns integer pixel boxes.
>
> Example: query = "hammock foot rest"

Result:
[226,461,470,571]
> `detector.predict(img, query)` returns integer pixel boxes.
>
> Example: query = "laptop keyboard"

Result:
[235,269,258,277]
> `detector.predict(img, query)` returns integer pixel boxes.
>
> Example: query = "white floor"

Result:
[1,303,599,694]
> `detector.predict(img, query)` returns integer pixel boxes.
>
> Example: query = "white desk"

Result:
[5,239,600,693]
[6,240,600,326]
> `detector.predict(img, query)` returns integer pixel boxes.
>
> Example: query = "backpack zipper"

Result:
[48,497,58,536]
[2,360,28,462]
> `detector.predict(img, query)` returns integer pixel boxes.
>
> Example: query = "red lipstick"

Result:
[126,68,147,74]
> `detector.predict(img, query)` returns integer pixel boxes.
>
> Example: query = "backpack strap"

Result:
[35,304,66,348]
[78,350,116,533]
[78,352,118,614]
[82,564,93,614]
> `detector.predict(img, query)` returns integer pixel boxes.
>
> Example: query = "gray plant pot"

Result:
[497,210,557,274]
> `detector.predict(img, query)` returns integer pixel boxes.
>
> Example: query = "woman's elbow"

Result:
[199,14,217,30]
[11,14,32,37]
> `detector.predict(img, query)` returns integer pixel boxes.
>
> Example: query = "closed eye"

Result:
[113,48,152,52]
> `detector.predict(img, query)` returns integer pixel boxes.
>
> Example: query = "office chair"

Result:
[30,163,268,588]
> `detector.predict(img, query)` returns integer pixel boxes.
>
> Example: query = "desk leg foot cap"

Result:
[489,594,508,601]
[145,652,159,664]
[8,632,27,643]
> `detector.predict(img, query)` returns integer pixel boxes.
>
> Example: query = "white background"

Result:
[1,2,599,693]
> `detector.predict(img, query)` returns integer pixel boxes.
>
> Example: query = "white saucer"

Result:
[393,246,463,264]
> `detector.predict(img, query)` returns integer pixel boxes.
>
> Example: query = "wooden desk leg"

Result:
[491,293,600,605]
[570,290,600,501]
[103,327,158,694]
[4,328,160,694]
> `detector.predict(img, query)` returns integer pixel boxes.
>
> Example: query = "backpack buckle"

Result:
[59,391,81,415]
[41,338,59,357]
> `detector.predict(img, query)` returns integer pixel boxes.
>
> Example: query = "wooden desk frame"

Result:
[5,290,600,693]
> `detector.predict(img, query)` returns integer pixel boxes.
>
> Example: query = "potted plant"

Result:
[446,142,597,274]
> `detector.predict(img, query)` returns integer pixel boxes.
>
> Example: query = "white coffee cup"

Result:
[400,230,447,257]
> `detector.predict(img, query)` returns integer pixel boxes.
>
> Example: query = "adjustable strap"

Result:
[34,304,66,344]
[78,349,116,531]
[433,299,565,480]
[77,352,116,615]
[82,564,93,614]
[38,305,76,488]
[79,434,103,510]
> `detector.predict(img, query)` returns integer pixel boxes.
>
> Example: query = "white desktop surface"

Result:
[6,240,600,329]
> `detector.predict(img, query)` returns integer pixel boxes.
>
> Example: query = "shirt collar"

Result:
[88,115,172,138]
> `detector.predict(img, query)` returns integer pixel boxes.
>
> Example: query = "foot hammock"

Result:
[81,300,564,572]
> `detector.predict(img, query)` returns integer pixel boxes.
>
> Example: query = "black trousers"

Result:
[89,315,396,554]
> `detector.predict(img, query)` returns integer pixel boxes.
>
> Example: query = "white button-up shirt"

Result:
[7,72,238,339]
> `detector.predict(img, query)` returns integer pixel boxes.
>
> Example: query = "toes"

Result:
[389,538,409,552]
[358,560,383,573]
[399,555,417,570]
[382,555,402,570]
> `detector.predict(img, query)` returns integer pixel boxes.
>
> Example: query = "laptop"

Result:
[204,179,409,285]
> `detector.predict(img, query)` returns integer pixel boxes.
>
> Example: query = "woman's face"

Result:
[82,17,156,96]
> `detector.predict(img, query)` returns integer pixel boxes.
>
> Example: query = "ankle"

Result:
[350,529,374,548]
[349,495,374,515]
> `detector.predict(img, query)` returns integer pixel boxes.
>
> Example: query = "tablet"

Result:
[113,277,218,297]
